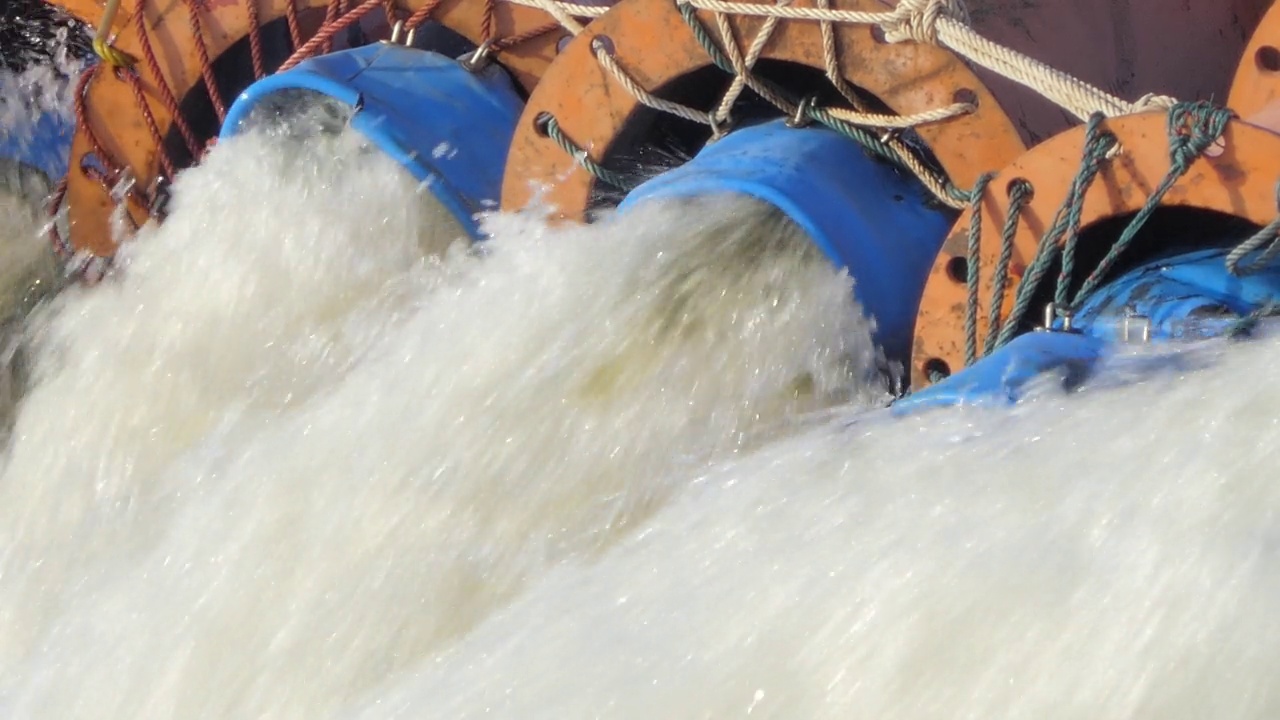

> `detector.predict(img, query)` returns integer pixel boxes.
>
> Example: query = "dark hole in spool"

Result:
[1006,176,1033,200]
[923,357,951,380]
[1257,45,1280,73]
[945,255,968,284]
[590,35,616,56]
[533,111,554,137]
[78,152,105,176]
[952,87,978,108]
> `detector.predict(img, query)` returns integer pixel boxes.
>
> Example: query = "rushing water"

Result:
[3,55,1280,719]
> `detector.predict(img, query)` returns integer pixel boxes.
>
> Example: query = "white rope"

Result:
[679,0,1179,121]
[711,1,787,125]
[822,101,973,129]
[594,46,719,126]
[501,0,610,20]
[520,0,591,33]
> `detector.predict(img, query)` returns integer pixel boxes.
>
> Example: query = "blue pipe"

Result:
[893,245,1280,415]
[220,43,523,239]
[618,119,956,363]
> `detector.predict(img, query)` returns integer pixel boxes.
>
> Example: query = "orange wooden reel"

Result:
[499,0,1030,221]
[49,0,577,257]
[911,112,1280,389]
[1230,0,1280,126]
[1228,1,1280,117]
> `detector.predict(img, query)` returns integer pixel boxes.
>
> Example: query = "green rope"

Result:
[984,178,1033,355]
[541,114,635,192]
[804,104,905,168]
[1226,183,1280,276]
[994,113,1117,349]
[1227,301,1280,339]
[1069,101,1234,306]
[962,172,994,366]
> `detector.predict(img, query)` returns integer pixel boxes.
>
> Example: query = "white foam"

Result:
[0,119,877,717]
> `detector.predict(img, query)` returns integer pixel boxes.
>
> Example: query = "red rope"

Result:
[185,0,227,121]
[246,0,266,80]
[285,0,303,49]
[491,21,560,51]
[403,0,443,30]
[481,0,496,42]
[280,0,383,72]
[135,3,202,159]
[120,68,177,180]
[74,65,122,179]
[45,178,73,260]
[383,0,401,26]
[321,0,343,55]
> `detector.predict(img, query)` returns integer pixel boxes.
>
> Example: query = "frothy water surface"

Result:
[2,57,1280,720]
[0,114,879,717]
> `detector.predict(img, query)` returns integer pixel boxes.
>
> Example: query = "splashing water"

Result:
[2,51,1280,720]
[347,335,1280,719]
[0,104,878,716]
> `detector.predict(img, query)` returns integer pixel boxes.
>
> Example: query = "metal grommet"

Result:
[786,96,815,128]
[461,40,496,72]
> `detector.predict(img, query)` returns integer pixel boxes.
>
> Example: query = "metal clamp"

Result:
[461,40,496,72]
[1122,314,1151,344]
[1039,302,1073,332]
[385,20,418,47]
[706,113,734,143]
[786,96,815,129]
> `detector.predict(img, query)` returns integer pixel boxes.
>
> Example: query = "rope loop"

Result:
[1226,181,1280,276]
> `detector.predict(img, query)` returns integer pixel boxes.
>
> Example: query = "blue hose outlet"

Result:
[893,245,1280,415]
[220,43,523,239]
[618,119,955,362]
[1065,247,1280,342]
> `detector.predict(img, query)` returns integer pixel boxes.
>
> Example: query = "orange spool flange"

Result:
[1230,0,1280,119]
[51,0,576,258]
[499,0,1028,221]
[911,112,1280,389]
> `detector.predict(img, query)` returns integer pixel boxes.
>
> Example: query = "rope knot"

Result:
[1165,101,1233,168]
[883,0,969,45]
